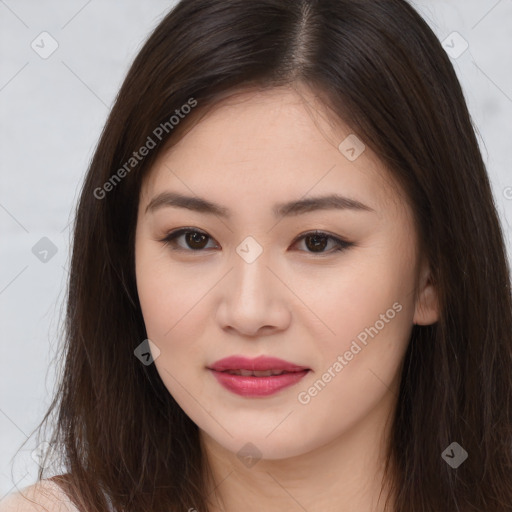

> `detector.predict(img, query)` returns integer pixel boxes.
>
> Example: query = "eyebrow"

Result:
[145,191,375,218]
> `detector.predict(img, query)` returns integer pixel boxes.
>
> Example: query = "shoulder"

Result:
[0,478,78,512]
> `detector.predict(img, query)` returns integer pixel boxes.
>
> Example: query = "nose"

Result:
[215,249,292,337]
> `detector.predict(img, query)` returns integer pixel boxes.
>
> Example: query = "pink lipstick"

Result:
[208,355,310,397]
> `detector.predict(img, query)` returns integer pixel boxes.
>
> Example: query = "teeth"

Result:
[253,370,274,377]
[225,369,288,377]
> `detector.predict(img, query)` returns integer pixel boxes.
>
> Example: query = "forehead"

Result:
[140,85,404,218]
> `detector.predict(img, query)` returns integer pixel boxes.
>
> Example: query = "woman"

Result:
[3,0,511,511]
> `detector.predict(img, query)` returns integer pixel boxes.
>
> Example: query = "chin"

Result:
[203,427,319,462]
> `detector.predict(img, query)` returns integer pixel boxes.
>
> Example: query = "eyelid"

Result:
[159,227,353,254]
[289,229,352,252]
[160,227,218,250]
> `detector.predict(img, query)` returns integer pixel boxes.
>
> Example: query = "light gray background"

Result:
[1,0,511,499]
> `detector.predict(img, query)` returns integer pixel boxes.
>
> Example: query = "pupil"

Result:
[307,234,327,252]
[187,232,207,249]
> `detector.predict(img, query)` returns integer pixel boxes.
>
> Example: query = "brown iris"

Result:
[304,233,328,252]
[185,231,209,250]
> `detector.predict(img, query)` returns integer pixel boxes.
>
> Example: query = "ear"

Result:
[413,260,439,326]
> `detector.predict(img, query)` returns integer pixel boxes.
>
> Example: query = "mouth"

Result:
[207,356,311,397]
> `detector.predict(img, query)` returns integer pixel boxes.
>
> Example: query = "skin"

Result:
[135,84,439,512]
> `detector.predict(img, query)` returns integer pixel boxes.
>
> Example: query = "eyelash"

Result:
[159,228,354,256]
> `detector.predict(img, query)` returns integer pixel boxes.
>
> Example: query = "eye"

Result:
[159,228,353,255]
[160,228,218,251]
[291,230,354,254]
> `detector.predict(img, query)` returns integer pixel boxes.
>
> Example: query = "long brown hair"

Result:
[14,0,512,510]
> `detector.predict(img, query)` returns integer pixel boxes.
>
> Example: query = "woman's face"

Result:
[135,85,438,460]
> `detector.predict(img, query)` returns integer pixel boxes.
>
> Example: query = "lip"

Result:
[207,355,310,397]
[209,355,309,373]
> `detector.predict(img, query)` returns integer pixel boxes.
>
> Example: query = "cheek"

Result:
[136,238,201,339]
[290,264,413,447]
[302,247,416,381]
[135,240,217,388]
[306,257,410,335]
[135,251,208,400]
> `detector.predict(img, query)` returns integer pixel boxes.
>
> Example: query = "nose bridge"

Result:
[216,234,290,335]
[231,235,273,300]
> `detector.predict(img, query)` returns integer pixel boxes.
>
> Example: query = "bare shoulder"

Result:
[0,479,78,512]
